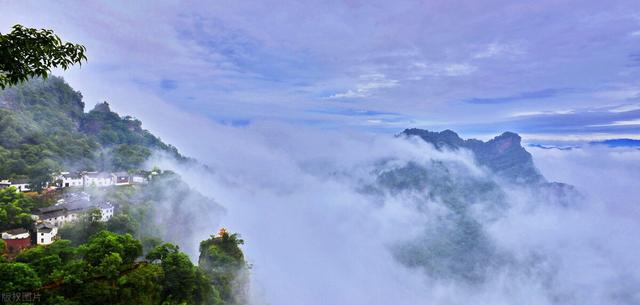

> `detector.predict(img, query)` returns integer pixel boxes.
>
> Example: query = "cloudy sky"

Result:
[3,0,640,142]
[4,4,640,304]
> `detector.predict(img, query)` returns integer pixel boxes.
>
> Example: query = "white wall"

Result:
[37,227,58,245]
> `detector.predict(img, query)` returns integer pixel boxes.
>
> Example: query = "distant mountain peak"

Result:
[494,131,521,142]
[402,128,465,149]
[401,128,544,183]
[488,132,522,154]
[590,138,640,147]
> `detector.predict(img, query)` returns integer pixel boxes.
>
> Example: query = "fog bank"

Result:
[148,123,640,305]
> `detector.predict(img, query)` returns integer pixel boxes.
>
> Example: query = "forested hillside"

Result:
[0,229,246,305]
[0,78,247,304]
[0,77,184,189]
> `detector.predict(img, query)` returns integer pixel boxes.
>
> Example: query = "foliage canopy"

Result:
[0,25,86,89]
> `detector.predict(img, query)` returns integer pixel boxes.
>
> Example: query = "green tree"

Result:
[16,240,77,283]
[0,25,86,89]
[80,231,142,267]
[0,230,242,304]
[147,243,219,304]
[199,230,248,305]
[0,186,35,231]
[110,144,151,170]
[0,262,42,292]
[58,218,107,246]
[106,214,138,235]
[115,263,164,305]
[29,158,60,192]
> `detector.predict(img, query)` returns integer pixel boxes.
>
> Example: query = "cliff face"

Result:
[402,128,544,184]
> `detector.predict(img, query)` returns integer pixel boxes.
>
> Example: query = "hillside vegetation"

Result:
[0,78,247,304]
[0,77,183,190]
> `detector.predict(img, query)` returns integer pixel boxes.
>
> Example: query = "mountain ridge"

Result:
[0,76,185,190]
[401,128,544,184]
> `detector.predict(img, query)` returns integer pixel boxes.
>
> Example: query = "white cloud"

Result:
[510,109,575,117]
[327,73,399,99]
[608,103,640,113]
[530,145,640,206]
[146,120,640,305]
[473,42,524,59]
[593,88,640,100]
[590,119,640,127]
[442,63,477,76]
[410,62,477,78]
[150,124,478,305]
[521,133,640,142]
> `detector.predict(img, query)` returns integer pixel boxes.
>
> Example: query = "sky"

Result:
[2,0,640,143]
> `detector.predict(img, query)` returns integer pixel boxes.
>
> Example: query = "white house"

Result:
[34,193,113,225]
[33,206,79,227]
[12,179,31,192]
[59,191,91,204]
[114,172,131,186]
[36,223,58,245]
[83,172,115,187]
[0,179,31,192]
[1,228,30,240]
[131,173,148,184]
[58,173,84,188]
[1,228,31,253]
[0,180,10,189]
[96,202,115,221]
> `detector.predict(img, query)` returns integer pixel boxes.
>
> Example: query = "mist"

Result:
[530,145,640,216]
[144,121,640,305]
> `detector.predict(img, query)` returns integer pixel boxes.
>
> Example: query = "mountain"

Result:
[370,128,581,283]
[527,143,578,150]
[401,128,544,184]
[0,78,247,305]
[0,77,184,189]
[400,128,578,204]
[590,138,640,147]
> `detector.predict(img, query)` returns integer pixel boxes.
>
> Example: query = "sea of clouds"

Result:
[146,121,640,305]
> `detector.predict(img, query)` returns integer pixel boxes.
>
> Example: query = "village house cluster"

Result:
[0,179,31,192]
[1,191,115,253]
[57,171,151,189]
[1,169,158,254]
[0,170,153,193]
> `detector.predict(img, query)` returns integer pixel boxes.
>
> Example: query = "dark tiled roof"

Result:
[61,191,90,201]
[96,201,114,209]
[62,174,82,179]
[36,223,55,233]
[36,206,66,214]
[86,172,113,178]
[4,228,29,235]
[64,198,92,210]
[40,209,67,219]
